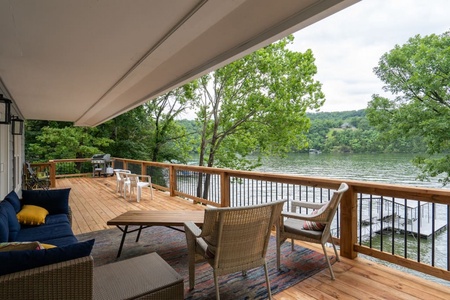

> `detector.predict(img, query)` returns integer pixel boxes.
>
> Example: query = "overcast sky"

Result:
[290,0,449,112]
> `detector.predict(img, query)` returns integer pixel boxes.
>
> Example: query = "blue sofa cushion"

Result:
[0,207,9,243]
[0,201,21,241]
[45,213,71,225]
[4,191,21,213]
[16,222,74,244]
[43,235,79,247]
[0,239,94,276]
[22,188,70,215]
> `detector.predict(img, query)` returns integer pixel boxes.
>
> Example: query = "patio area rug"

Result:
[76,226,334,299]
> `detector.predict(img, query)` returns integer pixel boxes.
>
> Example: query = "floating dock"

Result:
[360,197,447,239]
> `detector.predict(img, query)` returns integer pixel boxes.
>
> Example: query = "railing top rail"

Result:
[50,157,450,204]
[48,158,91,163]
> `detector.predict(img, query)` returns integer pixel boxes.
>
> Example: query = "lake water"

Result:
[256,153,450,285]
[256,153,448,189]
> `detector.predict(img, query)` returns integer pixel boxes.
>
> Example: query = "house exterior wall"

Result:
[0,98,24,199]
[0,124,10,198]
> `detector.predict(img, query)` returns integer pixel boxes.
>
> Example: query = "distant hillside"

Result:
[307,109,366,121]
[177,108,424,154]
[305,108,425,154]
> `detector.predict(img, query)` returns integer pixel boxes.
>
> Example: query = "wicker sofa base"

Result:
[93,252,184,300]
[0,253,183,300]
[0,256,94,300]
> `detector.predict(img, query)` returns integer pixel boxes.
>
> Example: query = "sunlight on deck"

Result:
[57,176,205,235]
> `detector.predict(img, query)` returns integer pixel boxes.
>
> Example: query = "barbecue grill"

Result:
[91,154,113,177]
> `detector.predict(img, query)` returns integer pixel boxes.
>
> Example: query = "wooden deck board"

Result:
[55,176,450,300]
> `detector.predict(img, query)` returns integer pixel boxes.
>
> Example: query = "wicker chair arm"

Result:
[290,199,325,211]
[282,211,313,220]
[184,221,202,237]
[0,256,94,299]
[281,211,329,224]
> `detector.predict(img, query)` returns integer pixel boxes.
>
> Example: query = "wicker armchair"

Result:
[184,199,286,300]
[276,183,348,280]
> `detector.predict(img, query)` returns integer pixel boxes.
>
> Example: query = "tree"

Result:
[143,84,198,163]
[27,125,112,161]
[98,85,197,186]
[25,120,73,161]
[99,107,150,160]
[366,31,450,185]
[194,35,325,198]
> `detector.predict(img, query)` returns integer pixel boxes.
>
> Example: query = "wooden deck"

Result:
[57,176,450,300]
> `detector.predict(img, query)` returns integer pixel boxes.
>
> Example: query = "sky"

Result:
[289,0,449,112]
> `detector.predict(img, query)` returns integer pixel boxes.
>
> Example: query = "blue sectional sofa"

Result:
[0,188,97,299]
[0,189,95,278]
[0,189,184,300]
[0,189,78,247]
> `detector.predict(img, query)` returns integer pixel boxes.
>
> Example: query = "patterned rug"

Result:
[76,226,333,299]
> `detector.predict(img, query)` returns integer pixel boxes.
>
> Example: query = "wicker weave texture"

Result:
[185,199,287,299]
[0,256,94,300]
[276,183,349,279]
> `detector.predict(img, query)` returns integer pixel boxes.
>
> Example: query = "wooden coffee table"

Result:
[107,210,205,257]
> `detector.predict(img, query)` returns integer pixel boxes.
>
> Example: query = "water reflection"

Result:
[257,153,448,189]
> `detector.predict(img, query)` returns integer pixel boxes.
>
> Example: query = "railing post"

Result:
[221,171,230,207]
[169,165,176,197]
[49,160,56,188]
[340,184,357,259]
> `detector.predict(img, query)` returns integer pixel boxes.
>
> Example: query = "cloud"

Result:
[290,0,449,112]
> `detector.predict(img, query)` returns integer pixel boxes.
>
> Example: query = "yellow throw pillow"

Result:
[39,243,57,249]
[16,205,49,225]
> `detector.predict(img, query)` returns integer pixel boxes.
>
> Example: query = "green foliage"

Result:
[305,109,425,154]
[98,107,150,160]
[194,35,325,172]
[93,85,198,164]
[367,30,450,185]
[27,125,112,161]
[25,120,73,161]
[142,84,198,163]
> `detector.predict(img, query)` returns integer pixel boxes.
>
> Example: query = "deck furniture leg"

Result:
[117,225,128,258]
[136,225,143,242]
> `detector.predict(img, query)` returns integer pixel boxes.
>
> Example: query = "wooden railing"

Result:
[31,157,450,282]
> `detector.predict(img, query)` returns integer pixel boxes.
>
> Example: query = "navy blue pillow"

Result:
[0,239,94,276]
[0,201,21,241]
[22,188,71,215]
[4,191,21,213]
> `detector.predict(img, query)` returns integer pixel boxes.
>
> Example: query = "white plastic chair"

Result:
[123,173,153,202]
[115,170,131,194]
